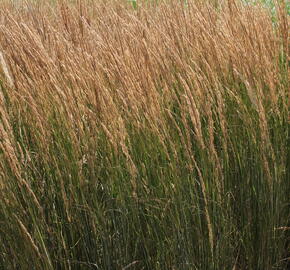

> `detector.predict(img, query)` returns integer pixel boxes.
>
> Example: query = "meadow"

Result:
[0,0,289,269]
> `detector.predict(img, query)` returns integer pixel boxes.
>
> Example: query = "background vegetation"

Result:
[0,0,289,269]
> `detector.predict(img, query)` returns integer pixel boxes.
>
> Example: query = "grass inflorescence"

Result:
[0,0,289,269]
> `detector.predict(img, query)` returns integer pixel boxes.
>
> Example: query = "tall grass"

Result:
[0,0,289,269]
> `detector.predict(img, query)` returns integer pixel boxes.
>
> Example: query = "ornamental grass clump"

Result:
[0,0,289,269]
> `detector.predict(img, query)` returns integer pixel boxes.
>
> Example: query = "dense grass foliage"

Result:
[0,0,289,269]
